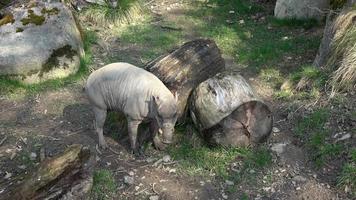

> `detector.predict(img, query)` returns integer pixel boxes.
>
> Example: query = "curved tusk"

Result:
[158,128,163,135]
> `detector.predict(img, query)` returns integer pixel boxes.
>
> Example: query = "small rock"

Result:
[226,19,234,24]
[4,172,12,179]
[18,165,26,169]
[225,180,234,186]
[272,127,280,133]
[296,186,301,190]
[123,176,134,185]
[271,143,287,155]
[229,10,235,14]
[135,186,140,191]
[146,157,155,163]
[30,152,37,161]
[239,19,245,24]
[293,175,307,183]
[149,195,159,200]
[128,171,135,176]
[200,181,205,186]
[249,169,255,174]
[222,193,228,199]
[162,155,171,163]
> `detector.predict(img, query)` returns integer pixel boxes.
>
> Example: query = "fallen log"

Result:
[190,72,273,147]
[0,144,93,200]
[145,39,225,122]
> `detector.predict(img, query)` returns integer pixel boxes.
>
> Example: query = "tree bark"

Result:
[190,72,273,147]
[145,39,225,122]
[0,144,93,200]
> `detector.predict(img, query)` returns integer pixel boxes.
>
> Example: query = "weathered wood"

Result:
[190,72,273,147]
[1,144,93,200]
[145,39,225,122]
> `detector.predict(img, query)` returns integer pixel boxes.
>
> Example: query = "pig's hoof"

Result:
[131,149,145,159]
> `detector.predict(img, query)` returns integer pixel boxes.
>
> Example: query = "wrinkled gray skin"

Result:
[85,62,178,155]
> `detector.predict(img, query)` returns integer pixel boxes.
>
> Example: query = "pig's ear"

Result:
[174,91,179,103]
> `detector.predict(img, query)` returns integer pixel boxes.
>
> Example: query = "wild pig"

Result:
[85,62,178,155]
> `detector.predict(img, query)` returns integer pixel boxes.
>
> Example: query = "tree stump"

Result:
[0,144,93,200]
[145,39,225,122]
[190,72,273,147]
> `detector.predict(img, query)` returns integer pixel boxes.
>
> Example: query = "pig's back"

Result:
[85,63,166,115]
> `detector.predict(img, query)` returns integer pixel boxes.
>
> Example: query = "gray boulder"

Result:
[274,0,330,20]
[0,1,84,83]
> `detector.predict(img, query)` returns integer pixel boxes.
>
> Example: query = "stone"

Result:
[162,155,171,163]
[274,0,329,20]
[293,175,307,183]
[0,1,84,84]
[225,180,234,186]
[123,176,134,185]
[30,152,37,161]
[272,127,280,133]
[149,195,159,200]
[271,143,287,155]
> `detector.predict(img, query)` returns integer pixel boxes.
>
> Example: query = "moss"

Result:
[16,27,24,32]
[41,7,60,16]
[40,45,77,77]
[0,13,15,26]
[21,10,45,26]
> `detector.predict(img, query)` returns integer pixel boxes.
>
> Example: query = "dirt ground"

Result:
[0,0,355,200]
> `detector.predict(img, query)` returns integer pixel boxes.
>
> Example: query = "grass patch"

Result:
[116,22,183,63]
[295,109,342,167]
[270,17,319,29]
[275,66,327,100]
[180,0,321,70]
[80,0,145,27]
[91,169,117,200]
[169,128,271,180]
[338,148,356,197]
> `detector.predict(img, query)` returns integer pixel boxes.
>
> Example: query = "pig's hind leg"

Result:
[93,106,108,149]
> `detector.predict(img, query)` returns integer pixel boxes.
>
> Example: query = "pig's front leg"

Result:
[150,121,167,150]
[127,119,142,155]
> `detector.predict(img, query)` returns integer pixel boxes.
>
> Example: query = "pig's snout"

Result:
[159,124,174,144]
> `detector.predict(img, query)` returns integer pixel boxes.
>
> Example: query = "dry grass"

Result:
[326,8,356,92]
[79,1,145,28]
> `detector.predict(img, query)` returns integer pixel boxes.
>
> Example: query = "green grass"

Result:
[116,21,184,64]
[168,129,271,181]
[270,17,319,29]
[91,169,117,200]
[295,109,343,167]
[338,148,356,197]
[0,30,96,97]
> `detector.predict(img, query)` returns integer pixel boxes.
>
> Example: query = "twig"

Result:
[162,161,178,165]
[135,188,148,196]
[152,183,159,194]
[144,0,154,6]
[0,136,8,146]
[108,146,121,155]
[160,25,182,31]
